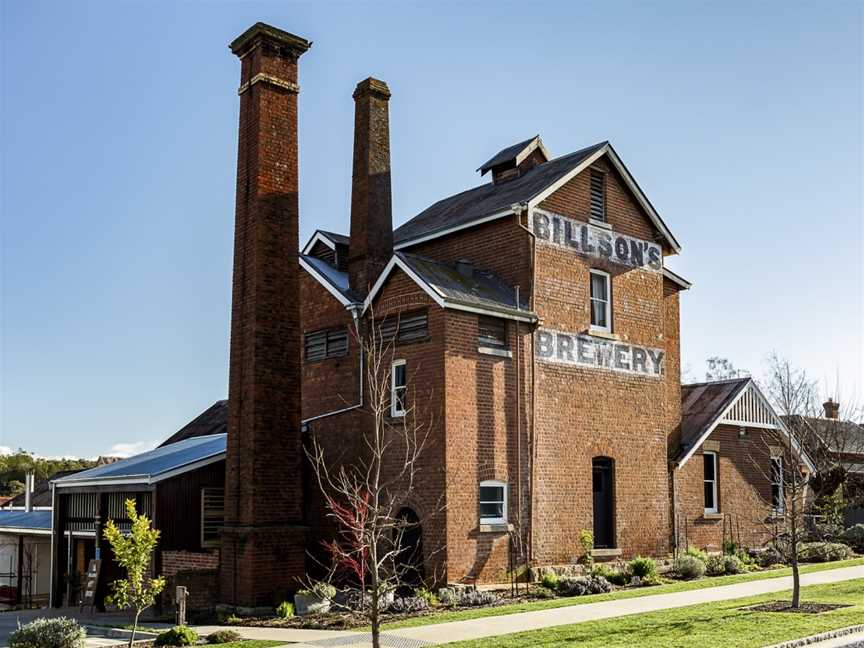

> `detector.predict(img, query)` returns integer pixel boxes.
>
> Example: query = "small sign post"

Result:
[80,559,101,614]
[176,586,188,626]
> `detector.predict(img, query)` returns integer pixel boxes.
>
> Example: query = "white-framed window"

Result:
[479,480,508,525]
[703,451,719,514]
[390,359,407,418]
[771,456,784,513]
[589,269,611,332]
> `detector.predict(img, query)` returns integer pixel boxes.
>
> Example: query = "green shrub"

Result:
[705,554,726,576]
[578,529,594,566]
[276,600,294,618]
[798,542,851,563]
[414,587,439,607]
[675,555,706,580]
[557,575,612,597]
[842,524,864,553]
[207,630,241,644]
[628,556,657,580]
[684,546,708,564]
[723,554,744,574]
[155,626,198,647]
[540,572,560,590]
[9,618,85,648]
[225,614,243,625]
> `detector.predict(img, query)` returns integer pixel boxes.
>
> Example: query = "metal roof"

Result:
[0,510,52,532]
[478,136,545,174]
[300,254,363,305]
[54,434,226,487]
[397,253,533,321]
[677,378,750,461]
[394,142,608,246]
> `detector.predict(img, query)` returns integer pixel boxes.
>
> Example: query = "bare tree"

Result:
[755,352,819,609]
[305,310,441,648]
[705,356,740,381]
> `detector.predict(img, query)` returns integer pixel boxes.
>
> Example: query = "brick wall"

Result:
[675,424,780,552]
[162,551,220,612]
[162,550,219,576]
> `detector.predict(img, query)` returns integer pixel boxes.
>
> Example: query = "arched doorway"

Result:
[592,457,615,549]
[395,508,424,590]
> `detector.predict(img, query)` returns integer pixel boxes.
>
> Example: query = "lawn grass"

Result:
[444,578,864,647]
[382,557,864,630]
[206,642,284,648]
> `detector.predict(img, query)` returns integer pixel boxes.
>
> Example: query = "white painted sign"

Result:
[533,209,662,272]
[536,328,665,378]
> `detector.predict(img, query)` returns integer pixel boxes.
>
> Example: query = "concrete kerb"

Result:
[765,625,864,648]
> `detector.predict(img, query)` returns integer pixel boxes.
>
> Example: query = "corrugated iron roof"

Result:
[677,378,750,461]
[54,434,226,487]
[0,510,52,531]
[478,136,540,173]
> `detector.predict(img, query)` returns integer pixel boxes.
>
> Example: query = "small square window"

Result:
[479,480,507,525]
[590,270,611,333]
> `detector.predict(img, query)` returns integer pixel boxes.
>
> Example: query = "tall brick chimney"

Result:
[823,398,839,419]
[348,77,393,293]
[221,22,310,609]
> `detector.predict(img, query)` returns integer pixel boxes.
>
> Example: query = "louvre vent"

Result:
[304,328,349,362]
[590,169,605,221]
[201,487,224,548]
[377,310,428,344]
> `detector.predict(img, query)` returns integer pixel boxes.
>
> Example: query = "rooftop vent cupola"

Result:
[479,135,550,184]
[348,77,393,293]
[823,398,839,419]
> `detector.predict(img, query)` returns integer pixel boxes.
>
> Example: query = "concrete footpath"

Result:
[204,564,864,647]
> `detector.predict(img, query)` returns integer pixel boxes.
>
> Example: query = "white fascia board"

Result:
[663,268,692,290]
[393,210,514,250]
[150,453,227,484]
[363,255,446,315]
[301,230,337,255]
[444,301,537,324]
[515,137,552,167]
[299,256,354,307]
[526,145,608,212]
[0,527,53,536]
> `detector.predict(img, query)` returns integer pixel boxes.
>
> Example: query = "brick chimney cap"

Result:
[353,77,391,100]
[230,22,312,57]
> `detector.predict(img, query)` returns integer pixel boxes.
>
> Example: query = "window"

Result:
[703,452,719,514]
[304,328,348,362]
[771,456,784,513]
[589,270,611,332]
[478,316,507,349]
[479,480,507,525]
[201,487,224,548]
[590,169,606,221]
[378,310,428,345]
[391,359,407,417]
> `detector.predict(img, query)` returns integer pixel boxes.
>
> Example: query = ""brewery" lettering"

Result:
[536,328,665,377]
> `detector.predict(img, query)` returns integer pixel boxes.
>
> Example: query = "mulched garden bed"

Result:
[744,601,852,614]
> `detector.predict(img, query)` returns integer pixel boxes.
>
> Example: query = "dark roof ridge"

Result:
[683,377,751,388]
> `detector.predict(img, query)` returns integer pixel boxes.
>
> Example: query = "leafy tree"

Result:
[0,450,97,496]
[103,499,165,647]
[705,356,739,381]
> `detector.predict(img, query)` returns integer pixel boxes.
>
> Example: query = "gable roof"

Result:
[394,141,681,254]
[53,434,226,488]
[677,378,815,471]
[364,252,537,323]
[784,415,864,457]
[478,135,551,174]
[301,229,349,255]
[160,400,228,447]
[299,254,362,307]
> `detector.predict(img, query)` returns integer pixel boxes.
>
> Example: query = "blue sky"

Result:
[1,1,862,457]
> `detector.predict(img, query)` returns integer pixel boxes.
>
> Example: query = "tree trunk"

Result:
[128,610,140,648]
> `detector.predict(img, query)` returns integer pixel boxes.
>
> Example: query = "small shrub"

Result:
[530,585,557,599]
[755,546,784,567]
[388,596,429,614]
[414,587,439,607]
[298,581,337,600]
[842,524,864,553]
[557,575,612,597]
[675,555,706,580]
[9,617,85,648]
[722,539,739,555]
[225,614,243,625]
[540,572,560,590]
[723,554,744,575]
[454,589,501,607]
[684,546,708,564]
[276,600,294,618]
[578,529,594,566]
[798,542,851,563]
[207,630,241,644]
[628,556,657,580]
[705,554,726,576]
[437,587,458,607]
[155,626,198,647]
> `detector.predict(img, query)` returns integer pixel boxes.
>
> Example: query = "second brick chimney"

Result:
[348,77,393,294]
[823,398,840,419]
